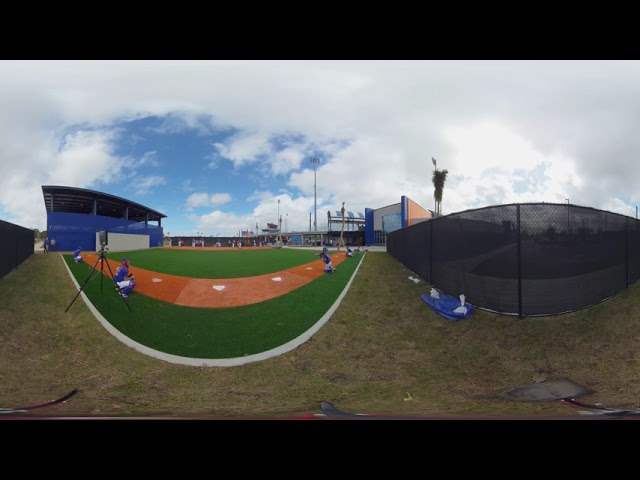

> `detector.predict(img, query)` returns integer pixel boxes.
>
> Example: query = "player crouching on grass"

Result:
[320,247,336,273]
[114,258,136,298]
[73,246,83,263]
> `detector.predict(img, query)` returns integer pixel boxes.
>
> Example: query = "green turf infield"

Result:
[64,248,361,360]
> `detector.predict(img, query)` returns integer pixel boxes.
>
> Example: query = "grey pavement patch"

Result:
[497,379,595,402]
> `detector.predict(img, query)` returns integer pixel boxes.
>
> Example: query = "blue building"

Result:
[42,185,166,252]
[365,195,432,246]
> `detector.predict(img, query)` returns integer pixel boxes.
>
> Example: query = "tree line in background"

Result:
[32,229,47,241]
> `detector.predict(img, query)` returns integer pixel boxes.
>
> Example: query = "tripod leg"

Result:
[65,254,103,312]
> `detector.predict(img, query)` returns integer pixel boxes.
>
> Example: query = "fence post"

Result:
[429,217,433,286]
[517,204,522,319]
[626,217,629,288]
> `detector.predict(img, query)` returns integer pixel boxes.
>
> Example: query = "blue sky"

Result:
[108,115,335,235]
[2,60,640,236]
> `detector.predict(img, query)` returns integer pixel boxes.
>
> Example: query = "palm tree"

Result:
[432,168,449,217]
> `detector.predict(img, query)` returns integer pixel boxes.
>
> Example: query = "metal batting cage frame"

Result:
[386,202,640,317]
[42,185,166,252]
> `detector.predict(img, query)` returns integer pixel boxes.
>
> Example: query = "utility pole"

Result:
[336,201,346,252]
[310,157,320,231]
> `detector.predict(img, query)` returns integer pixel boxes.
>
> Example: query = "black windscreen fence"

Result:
[387,203,640,317]
[0,219,34,280]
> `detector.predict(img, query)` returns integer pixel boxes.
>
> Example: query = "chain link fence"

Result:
[0,219,34,280]
[387,203,640,317]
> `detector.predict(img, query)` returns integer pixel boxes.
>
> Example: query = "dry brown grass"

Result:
[2,250,640,418]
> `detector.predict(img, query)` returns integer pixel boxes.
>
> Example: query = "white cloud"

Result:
[134,175,166,195]
[48,129,126,187]
[212,131,272,168]
[186,193,210,208]
[271,146,305,176]
[3,60,640,234]
[0,126,127,229]
[185,192,232,209]
[439,122,588,215]
[138,151,160,167]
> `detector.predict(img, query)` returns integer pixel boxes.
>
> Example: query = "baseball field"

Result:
[63,246,360,363]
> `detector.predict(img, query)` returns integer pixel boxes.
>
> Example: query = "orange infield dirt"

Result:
[82,250,349,308]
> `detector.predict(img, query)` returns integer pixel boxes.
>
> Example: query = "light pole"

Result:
[277,199,280,232]
[565,199,570,234]
[432,157,437,217]
[310,157,320,231]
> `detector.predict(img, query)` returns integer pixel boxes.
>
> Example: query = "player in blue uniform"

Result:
[73,247,83,263]
[321,247,336,273]
[114,258,136,297]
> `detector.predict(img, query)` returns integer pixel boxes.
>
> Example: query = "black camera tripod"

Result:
[65,244,132,312]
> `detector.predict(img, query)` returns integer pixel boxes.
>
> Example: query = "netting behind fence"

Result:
[0,219,34,280]
[387,203,640,317]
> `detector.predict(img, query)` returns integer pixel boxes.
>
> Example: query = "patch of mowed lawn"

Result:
[101,247,330,278]
[63,250,360,359]
[5,251,640,418]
